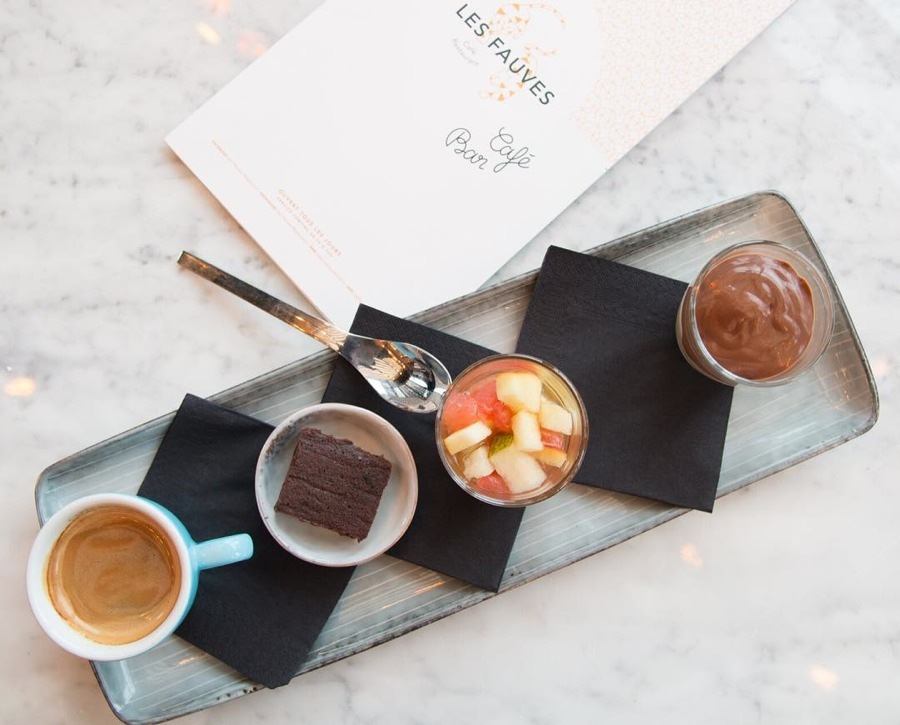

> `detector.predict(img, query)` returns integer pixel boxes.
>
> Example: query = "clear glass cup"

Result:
[435,354,589,507]
[676,241,835,387]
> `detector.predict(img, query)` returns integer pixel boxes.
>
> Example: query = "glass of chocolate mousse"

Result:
[676,241,834,386]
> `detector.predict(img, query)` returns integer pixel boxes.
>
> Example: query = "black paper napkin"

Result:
[515,246,734,512]
[138,394,354,688]
[321,305,524,592]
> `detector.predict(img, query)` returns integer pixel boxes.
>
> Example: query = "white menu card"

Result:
[168,0,793,327]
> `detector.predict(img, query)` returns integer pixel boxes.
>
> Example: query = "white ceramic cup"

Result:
[26,493,253,661]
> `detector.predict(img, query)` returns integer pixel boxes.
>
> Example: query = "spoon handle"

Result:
[177,252,347,352]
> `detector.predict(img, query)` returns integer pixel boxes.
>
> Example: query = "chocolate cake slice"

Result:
[275,427,392,541]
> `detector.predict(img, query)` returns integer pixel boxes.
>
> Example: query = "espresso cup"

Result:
[26,493,253,661]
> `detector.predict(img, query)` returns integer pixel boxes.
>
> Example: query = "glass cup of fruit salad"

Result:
[435,354,589,507]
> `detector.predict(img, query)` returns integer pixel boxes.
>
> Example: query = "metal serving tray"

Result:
[35,191,878,723]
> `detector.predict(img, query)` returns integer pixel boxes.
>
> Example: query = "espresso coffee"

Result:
[45,505,181,645]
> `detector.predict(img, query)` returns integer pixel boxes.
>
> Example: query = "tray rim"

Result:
[33,189,879,724]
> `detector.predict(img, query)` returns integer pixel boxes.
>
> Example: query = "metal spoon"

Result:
[178,252,451,414]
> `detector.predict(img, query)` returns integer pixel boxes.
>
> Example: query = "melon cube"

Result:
[496,372,542,413]
[463,445,494,479]
[444,421,491,455]
[539,401,573,435]
[490,446,546,493]
[511,410,543,452]
[536,448,568,468]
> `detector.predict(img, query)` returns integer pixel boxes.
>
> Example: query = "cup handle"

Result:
[194,534,254,571]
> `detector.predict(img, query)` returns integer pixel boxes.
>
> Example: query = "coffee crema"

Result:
[694,253,814,380]
[45,505,181,645]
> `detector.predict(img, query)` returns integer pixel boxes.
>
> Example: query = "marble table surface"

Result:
[3,0,899,722]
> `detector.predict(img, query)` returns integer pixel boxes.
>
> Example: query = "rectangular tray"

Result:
[35,191,878,724]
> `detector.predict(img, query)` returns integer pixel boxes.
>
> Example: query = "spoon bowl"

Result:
[344,336,451,414]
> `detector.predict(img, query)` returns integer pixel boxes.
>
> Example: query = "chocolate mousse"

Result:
[694,253,815,380]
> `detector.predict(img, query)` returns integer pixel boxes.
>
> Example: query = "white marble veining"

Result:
[2,0,899,723]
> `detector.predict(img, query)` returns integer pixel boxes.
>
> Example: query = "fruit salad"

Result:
[437,356,586,503]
